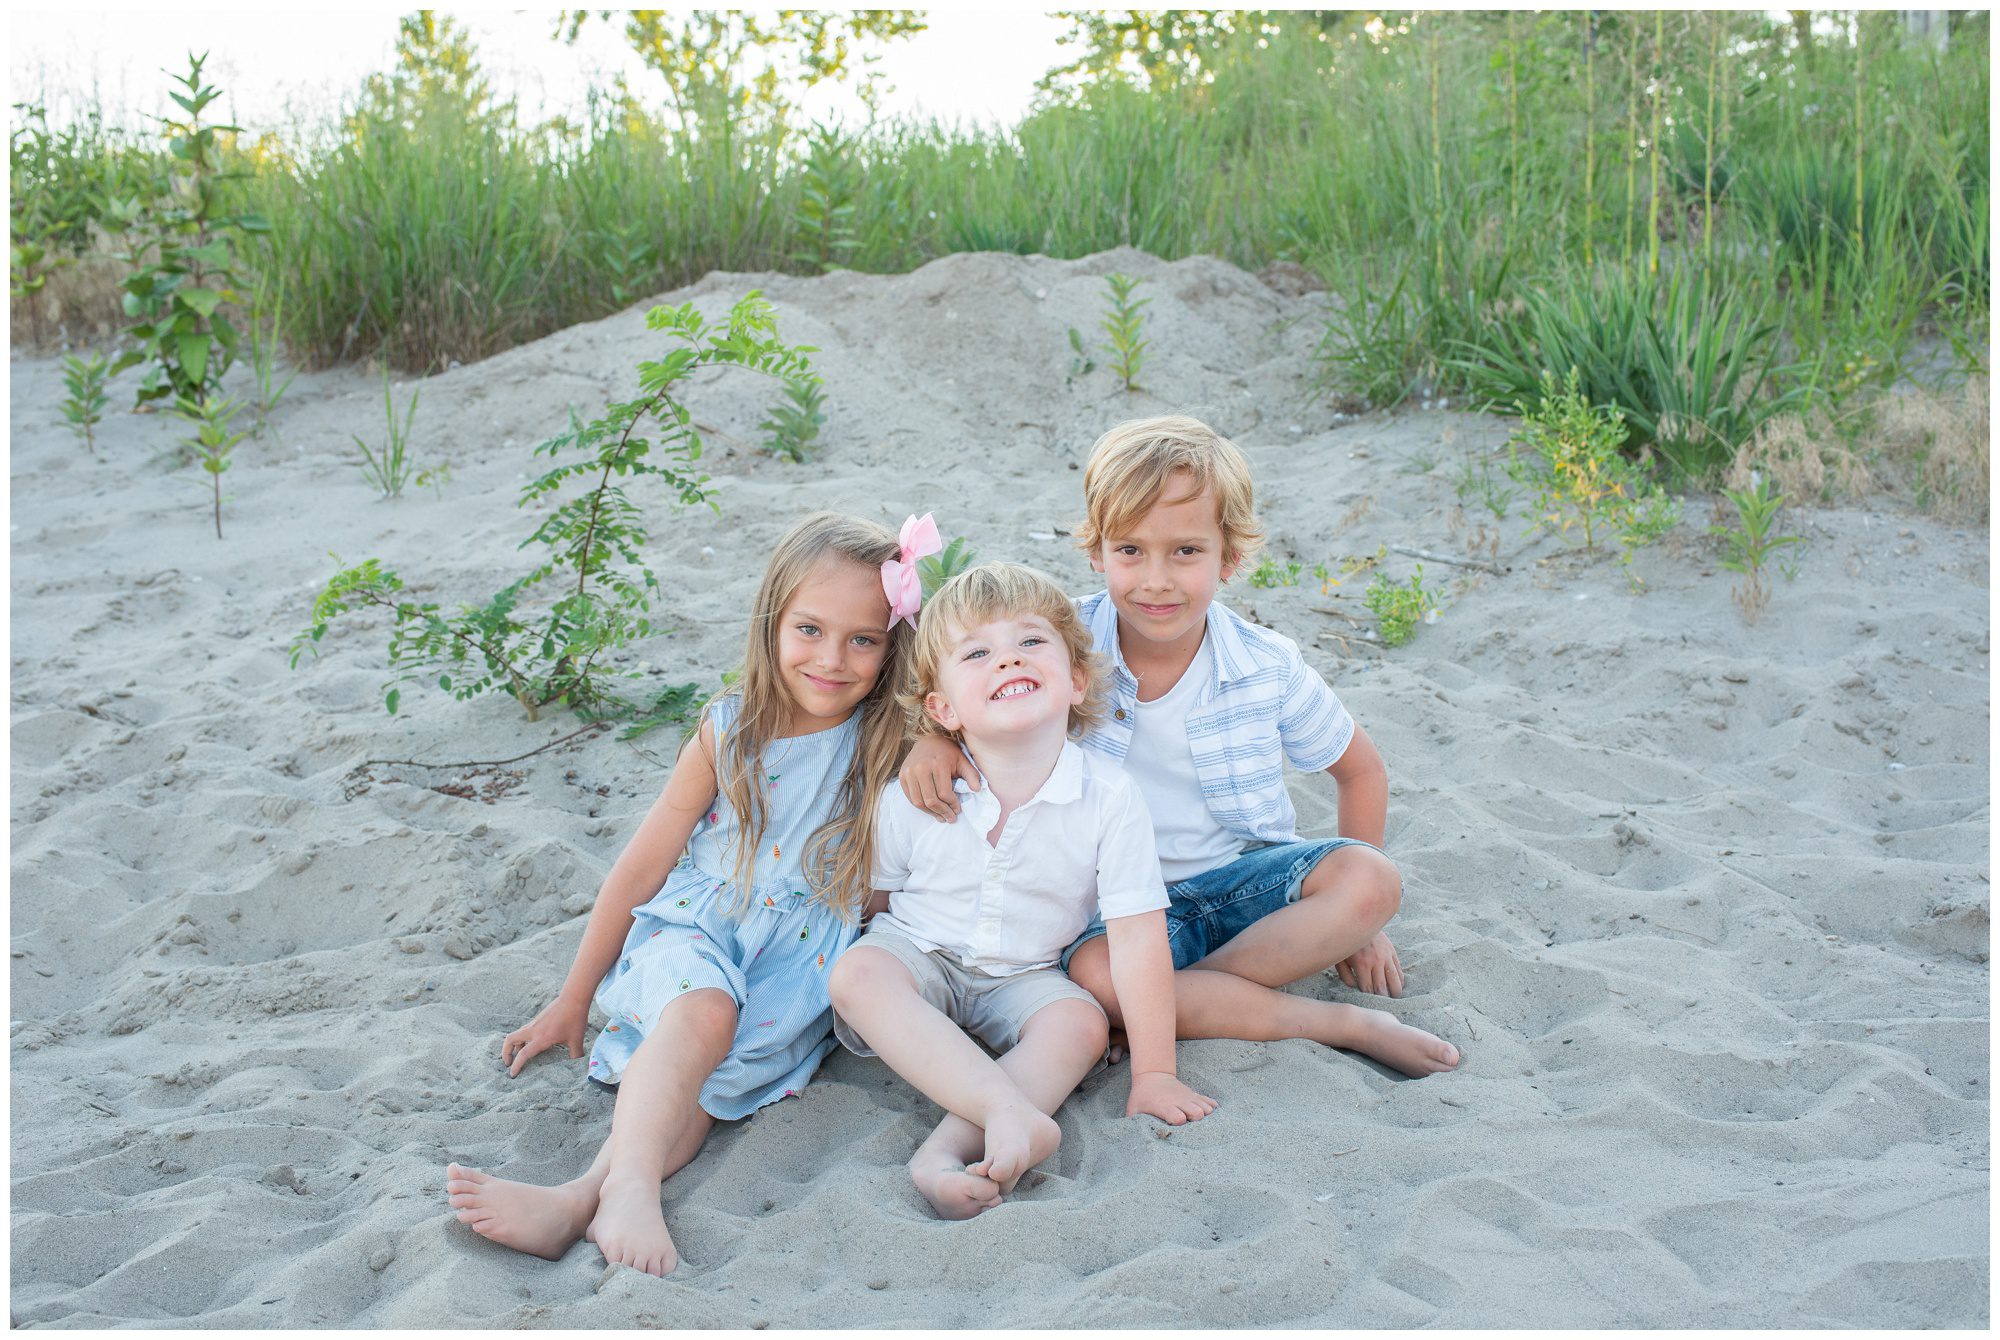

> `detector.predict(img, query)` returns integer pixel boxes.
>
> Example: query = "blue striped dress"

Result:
[588,695,862,1120]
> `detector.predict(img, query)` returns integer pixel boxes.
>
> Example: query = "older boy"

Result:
[831,562,1213,1222]
[903,417,1457,1078]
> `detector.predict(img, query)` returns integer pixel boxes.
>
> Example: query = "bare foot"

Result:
[446,1163,596,1261]
[908,1150,1004,1220]
[585,1173,681,1276]
[965,1101,1061,1189]
[1331,1005,1461,1077]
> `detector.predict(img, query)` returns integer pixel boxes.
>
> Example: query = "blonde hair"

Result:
[708,511,912,923]
[903,561,1107,741]
[1072,414,1264,570]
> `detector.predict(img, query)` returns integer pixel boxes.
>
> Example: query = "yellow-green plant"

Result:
[1248,557,1302,589]
[60,351,112,453]
[1099,272,1149,392]
[1365,566,1438,647]
[1710,475,1803,623]
[1507,370,1679,578]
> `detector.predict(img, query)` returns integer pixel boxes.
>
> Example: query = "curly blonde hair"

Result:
[902,562,1107,741]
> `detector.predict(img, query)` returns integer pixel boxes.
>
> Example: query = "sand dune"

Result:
[10,249,1988,1326]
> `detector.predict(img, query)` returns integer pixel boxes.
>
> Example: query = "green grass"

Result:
[10,11,1988,477]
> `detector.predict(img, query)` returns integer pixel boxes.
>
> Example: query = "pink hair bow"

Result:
[881,512,942,630]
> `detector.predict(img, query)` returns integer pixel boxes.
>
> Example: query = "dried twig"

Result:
[358,722,609,771]
[1653,922,1718,946]
[1389,544,1505,575]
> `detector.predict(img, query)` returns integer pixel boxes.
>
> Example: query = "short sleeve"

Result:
[870,781,916,892]
[1091,772,1170,921]
[1277,650,1355,773]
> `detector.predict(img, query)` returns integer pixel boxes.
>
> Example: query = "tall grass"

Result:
[9,10,1989,471]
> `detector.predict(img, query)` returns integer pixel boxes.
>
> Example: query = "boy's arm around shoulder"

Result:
[503,715,720,1076]
[897,732,980,822]
[1093,767,1215,1124]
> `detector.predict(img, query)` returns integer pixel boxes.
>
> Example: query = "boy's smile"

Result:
[1091,475,1236,666]
[925,613,1083,743]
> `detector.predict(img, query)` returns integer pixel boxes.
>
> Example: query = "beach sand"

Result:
[9,250,1989,1326]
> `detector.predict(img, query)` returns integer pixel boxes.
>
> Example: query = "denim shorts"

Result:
[1062,838,1378,972]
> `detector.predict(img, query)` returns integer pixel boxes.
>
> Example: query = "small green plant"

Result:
[1248,556,1302,589]
[917,535,976,601]
[1364,566,1438,647]
[789,121,859,273]
[1099,272,1149,392]
[354,370,424,498]
[760,374,826,462]
[1454,453,1516,520]
[1312,561,1332,594]
[113,54,267,408]
[293,291,814,721]
[613,679,705,741]
[60,351,112,453]
[1507,370,1679,581]
[173,393,247,538]
[10,233,71,348]
[1710,475,1804,624]
[598,220,658,311]
[246,274,297,438]
[1066,326,1096,384]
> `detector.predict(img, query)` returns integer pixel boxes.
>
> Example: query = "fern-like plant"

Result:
[1099,272,1150,392]
[293,292,818,722]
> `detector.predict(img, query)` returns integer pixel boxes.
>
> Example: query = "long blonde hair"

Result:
[709,511,911,923]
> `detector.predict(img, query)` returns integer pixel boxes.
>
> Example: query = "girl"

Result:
[446,511,922,1276]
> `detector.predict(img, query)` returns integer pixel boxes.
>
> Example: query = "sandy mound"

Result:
[10,249,1988,1326]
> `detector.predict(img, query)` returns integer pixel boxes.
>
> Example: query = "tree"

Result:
[554,10,925,136]
[1039,10,1351,94]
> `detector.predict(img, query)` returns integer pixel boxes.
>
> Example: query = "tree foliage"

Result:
[555,9,926,131]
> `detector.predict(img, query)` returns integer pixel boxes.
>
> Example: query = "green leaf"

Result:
[175,287,225,318]
[385,688,401,715]
[177,332,211,386]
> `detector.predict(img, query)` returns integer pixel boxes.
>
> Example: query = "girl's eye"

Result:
[1178,545,1202,556]
[796,623,821,637]
[962,648,987,661]
[850,635,878,648]
[1022,635,1047,647]
[1115,545,1139,556]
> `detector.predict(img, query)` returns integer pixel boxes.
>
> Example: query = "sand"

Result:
[9,249,1989,1327]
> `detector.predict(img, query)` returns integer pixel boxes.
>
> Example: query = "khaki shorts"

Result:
[833,930,1105,1058]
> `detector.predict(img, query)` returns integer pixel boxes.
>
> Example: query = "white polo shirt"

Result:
[869,741,1169,976]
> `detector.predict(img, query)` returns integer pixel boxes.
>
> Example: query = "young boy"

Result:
[902,416,1458,1079]
[829,562,1214,1221]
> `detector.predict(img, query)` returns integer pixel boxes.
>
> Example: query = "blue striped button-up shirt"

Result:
[1075,590,1356,846]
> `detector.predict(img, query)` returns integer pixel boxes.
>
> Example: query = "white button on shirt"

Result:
[870,741,1169,976]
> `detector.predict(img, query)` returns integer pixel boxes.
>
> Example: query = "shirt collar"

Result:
[1091,592,1249,692]
[955,739,1085,819]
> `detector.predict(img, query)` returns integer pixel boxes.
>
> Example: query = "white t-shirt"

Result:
[870,742,1169,975]
[1122,636,1245,884]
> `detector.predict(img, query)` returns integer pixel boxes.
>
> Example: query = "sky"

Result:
[9,8,1076,135]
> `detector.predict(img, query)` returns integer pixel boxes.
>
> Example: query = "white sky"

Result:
[9,8,1075,136]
